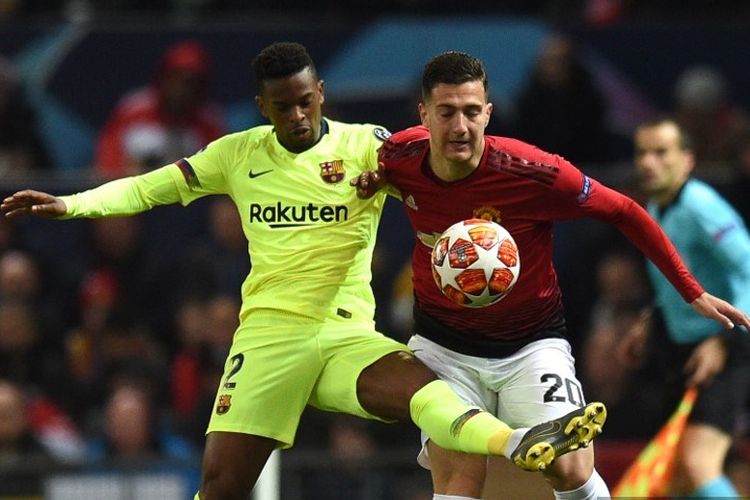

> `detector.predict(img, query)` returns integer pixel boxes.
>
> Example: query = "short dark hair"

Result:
[422,51,488,100]
[252,42,317,89]
[638,116,693,150]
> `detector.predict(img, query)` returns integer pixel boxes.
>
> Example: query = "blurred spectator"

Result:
[301,415,393,500]
[94,39,225,178]
[672,65,750,170]
[170,299,208,419]
[64,307,167,425]
[582,251,651,403]
[0,378,83,470]
[86,379,193,461]
[0,380,53,466]
[71,216,164,334]
[0,301,39,384]
[176,197,249,299]
[170,295,238,446]
[0,55,52,174]
[0,250,40,301]
[387,259,414,343]
[60,220,169,421]
[582,0,630,25]
[513,32,610,164]
[169,299,216,445]
[0,300,65,394]
[0,249,65,371]
[0,217,19,255]
[721,128,750,225]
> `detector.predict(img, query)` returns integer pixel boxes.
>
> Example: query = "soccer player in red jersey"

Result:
[352,51,750,500]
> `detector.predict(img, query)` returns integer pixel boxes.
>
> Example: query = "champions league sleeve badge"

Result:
[374,127,391,141]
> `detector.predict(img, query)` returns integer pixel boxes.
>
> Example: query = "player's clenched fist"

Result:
[1,189,67,219]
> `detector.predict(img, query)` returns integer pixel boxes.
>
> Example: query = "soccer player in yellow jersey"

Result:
[2,42,606,500]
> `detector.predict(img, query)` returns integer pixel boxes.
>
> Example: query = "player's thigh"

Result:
[494,338,584,427]
[310,322,410,420]
[207,325,323,448]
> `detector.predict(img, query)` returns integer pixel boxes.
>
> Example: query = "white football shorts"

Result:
[408,334,585,469]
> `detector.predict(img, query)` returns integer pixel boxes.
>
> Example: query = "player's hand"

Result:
[684,335,727,387]
[690,292,750,331]
[350,162,386,199]
[1,190,67,219]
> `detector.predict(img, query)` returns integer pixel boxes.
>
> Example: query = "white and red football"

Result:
[431,218,520,308]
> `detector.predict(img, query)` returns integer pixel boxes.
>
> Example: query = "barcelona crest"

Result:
[216,394,232,415]
[319,160,345,184]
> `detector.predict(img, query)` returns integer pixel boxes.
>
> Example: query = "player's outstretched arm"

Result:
[2,190,67,219]
[350,162,386,199]
[691,291,750,331]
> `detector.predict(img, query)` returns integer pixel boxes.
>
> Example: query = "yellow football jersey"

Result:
[62,118,390,323]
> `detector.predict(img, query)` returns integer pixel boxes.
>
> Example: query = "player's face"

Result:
[419,80,492,168]
[256,67,324,153]
[634,122,694,202]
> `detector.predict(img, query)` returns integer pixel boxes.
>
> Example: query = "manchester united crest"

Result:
[319,160,345,184]
[216,394,232,415]
[473,206,503,224]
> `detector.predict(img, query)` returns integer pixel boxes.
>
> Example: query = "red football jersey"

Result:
[380,126,702,342]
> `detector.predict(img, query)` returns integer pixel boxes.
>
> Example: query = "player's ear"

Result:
[418,102,429,127]
[255,95,268,118]
[484,102,493,128]
[318,79,325,105]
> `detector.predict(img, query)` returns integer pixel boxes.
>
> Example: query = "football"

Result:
[431,218,520,308]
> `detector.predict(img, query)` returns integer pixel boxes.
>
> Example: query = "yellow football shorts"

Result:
[206,313,408,448]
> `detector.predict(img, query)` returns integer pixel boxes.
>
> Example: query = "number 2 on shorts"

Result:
[223,353,245,389]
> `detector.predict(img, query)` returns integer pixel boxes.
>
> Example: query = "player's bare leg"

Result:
[425,429,600,498]
[427,442,487,498]
[198,431,277,500]
[357,351,437,420]
[542,444,595,491]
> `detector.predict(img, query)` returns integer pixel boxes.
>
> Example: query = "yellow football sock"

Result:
[409,379,513,456]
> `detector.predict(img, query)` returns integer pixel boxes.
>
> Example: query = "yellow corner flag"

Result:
[611,387,698,497]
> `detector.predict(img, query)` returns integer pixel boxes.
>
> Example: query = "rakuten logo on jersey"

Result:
[249,202,348,228]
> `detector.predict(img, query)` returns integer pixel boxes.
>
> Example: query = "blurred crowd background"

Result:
[1,1,750,498]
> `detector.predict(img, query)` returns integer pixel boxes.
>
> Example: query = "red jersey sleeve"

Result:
[550,156,704,303]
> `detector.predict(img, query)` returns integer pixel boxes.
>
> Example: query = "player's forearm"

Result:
[60,166,181,218]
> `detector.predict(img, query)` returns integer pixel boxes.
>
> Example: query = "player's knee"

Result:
[358,351,437,418]
[390,351,438,389]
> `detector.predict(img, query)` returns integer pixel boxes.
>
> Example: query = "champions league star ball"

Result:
[431,218,520,308]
